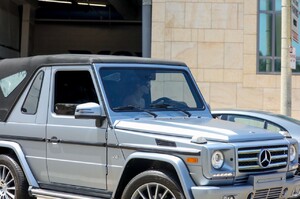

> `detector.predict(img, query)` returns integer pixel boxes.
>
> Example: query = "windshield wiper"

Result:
[150,103,192,117]
[113,105,158,118]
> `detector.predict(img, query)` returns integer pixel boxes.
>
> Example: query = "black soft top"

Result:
[0,54,186,122]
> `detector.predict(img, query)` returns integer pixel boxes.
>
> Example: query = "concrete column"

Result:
[20,3,30,57]
[281,0,292,116]
[142,0,152,58]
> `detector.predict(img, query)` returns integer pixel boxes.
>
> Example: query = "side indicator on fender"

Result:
[186,157,198,164]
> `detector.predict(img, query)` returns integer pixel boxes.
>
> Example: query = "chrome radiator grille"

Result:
[238,145,288,172]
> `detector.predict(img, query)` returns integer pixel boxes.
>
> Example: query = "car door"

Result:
[46,66,107,190]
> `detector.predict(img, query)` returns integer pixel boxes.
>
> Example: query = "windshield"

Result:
[100,67,204,112]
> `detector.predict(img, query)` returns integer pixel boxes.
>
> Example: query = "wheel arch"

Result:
[113,152,195,199]
[0,141,38,187]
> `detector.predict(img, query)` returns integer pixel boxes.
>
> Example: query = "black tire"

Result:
[0,155,30,199]
[121,170,185,199]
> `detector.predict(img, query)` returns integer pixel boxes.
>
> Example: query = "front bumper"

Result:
[191,173,300,199]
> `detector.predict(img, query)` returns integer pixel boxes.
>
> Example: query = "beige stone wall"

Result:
[152,0,300,119]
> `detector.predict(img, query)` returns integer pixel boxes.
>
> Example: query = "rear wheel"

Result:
[0,155,30,199]
[121,170,185,199]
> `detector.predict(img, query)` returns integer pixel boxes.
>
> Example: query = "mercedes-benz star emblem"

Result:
[259,149,272,168]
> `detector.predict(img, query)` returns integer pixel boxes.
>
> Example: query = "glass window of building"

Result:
[258,0,300,73]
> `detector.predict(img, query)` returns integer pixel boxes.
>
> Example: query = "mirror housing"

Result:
[75,102,105,120]
[278,130,292,138]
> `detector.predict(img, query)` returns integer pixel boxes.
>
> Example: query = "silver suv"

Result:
[0,54,299,199]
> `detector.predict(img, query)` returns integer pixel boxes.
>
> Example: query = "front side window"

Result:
[258,0,300,73]
[100,68,204,111]
[54,71,98,115]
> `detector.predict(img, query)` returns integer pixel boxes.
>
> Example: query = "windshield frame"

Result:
[94,63,210,121]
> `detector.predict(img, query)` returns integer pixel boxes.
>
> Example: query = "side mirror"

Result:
[278,130,292,138]
[75,102,105,120]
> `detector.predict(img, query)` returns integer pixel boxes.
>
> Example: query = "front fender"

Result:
[115,152,196,199]
[0,141,38,187]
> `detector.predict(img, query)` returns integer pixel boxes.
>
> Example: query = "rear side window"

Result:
[21,71,44,114]
[0,71,27,97]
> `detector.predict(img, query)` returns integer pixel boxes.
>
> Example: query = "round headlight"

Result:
[211,151,224,169]
[290,145,296,162]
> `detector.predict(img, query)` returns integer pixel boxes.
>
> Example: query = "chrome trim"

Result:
[238,149,261,154]
[258,149,272,168]
[239,162,287,171]
[119,143,201,156]
[237,147,288,154]
[272,154,289,159]
[238,145,288,172]
[30,187,105,199]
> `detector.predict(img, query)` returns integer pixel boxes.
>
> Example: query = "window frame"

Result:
[99,67,205,112]
[52,69,99,116]
[257,0,300,74]
[257,0,283,74]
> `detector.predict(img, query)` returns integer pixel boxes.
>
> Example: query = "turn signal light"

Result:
[186,157,198,164]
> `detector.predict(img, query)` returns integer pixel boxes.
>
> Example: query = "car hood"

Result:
[115,117,284,143]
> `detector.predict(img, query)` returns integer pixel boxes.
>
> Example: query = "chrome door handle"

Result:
[48,136,61,144]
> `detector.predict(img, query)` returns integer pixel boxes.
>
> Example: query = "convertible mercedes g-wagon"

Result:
[0,54,299,199]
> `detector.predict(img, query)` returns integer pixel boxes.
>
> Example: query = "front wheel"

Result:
[0,155,30,199]
[121,170,185,199]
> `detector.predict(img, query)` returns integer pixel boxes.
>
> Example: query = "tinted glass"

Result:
[259,13,273,56]
[54,71,98,115]
[266,122,282,132]
[22,71,44,114]
[229,115,265,128]
[292,41,300,72]
[259,58,273,72]
[274,13,281,56]
[259,0,300,73]
[100,68,204,111]
[275,59,281,72]
[275,0,281,11]
[260,0,273,11]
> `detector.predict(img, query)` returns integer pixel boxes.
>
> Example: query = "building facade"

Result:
[151,0,300,119]
[1,0,300,119]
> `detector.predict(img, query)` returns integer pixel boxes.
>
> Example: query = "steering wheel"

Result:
[151,97,173,105]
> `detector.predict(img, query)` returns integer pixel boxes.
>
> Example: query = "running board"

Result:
[29,187,103,199]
